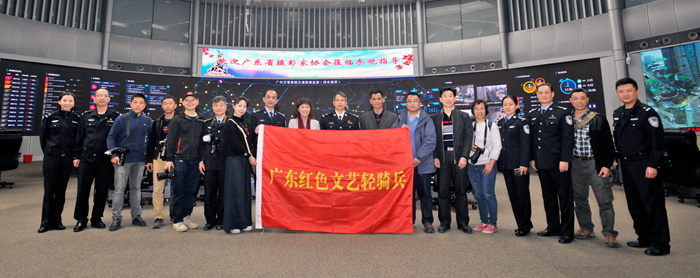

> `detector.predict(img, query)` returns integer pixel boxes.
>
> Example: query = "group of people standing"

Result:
[38,77,670,256]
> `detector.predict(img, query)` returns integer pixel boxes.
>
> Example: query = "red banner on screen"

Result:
[254,125,414,234]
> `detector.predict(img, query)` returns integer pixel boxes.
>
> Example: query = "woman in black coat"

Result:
[38,92,79,233]
[497,95,533,236]
[222,97,257,234]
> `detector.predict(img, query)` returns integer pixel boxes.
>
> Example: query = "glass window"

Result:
[112,0,154,39]
[461,0,498,39]
[425,0,462,43]
[152,0,190,43]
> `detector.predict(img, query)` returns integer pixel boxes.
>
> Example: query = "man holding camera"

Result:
[431,87,473,234]
[199,96,227,231]
[164,92,205,232]
[146,95,177,229]
[106,93,153,231]
[72,89,120,232]
[528,83,575,244]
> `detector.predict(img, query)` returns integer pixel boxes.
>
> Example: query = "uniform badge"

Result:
[523,125,530,134]
[565,115,573,125]
[649,116,659,128]
[51,119,59,123]
[88,119,95,122]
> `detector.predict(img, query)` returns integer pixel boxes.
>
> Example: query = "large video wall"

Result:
[2,58,606,135]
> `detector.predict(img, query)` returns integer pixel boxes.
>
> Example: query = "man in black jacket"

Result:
[199,96,228,231]
[569,89,619,248]
[164,92,205,232]
[72,89,120,232]
[431,87,473,234]
[145,95,177,229]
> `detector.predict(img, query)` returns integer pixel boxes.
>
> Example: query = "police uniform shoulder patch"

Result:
[276,112,286,117]
[529,108,539,113]
[648,116,659,128]
[347,112,358,117]
[523,125,530,134]
[565,115,573,125]
[322,112,333,117]
[644,107,651,112]
[556,105,568,111]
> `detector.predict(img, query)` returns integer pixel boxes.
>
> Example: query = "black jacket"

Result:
[146,113,176,160]
[319,111,360,130]
[575,111,615,172]
[165,113,205,161]
[73,108,120,163]
[431,109,473,163]
[40,110,79,156]
[612,101,665,169]
[223,115,255,158]
[199,116,227,171]
[527,105,574,170]
[497,116,530,170]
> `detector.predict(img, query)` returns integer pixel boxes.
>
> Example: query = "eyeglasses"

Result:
[406,100,420,104]
[95,95,109,98]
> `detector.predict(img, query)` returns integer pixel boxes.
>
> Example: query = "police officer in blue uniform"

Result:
[39,92,80,233]
[199,96,228,231]
[612,77,670,256]
[320,92,360,130]
[249,89,287,136]
[528,83,575,244]
[72,89,120,232]
[497,95,533,237]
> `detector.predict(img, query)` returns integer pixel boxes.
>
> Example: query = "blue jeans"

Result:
[413,171,434,225]
[172,160,201,223]
[468,164,498,226]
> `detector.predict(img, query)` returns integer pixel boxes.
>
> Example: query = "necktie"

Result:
[217,119,221,126]
[541,108,546,115]
[338,115,342,121]
[269,111,274,120]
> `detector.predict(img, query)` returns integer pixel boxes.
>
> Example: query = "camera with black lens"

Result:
[105,147,130,166]
[156,169,175,181]
[469,147,485,164]
[202,134,220,154]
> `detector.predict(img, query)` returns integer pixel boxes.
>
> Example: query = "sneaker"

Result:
[243,226,253,231]
[152,219,163,229]
[473,223,488,231]
[230,229,241,234]
[575,228,595,239]
[109,220,121,232]
[132,216,147,227]
[183,216,199,229]
[483,225,498,234]
[172,222,188,232]
[605,236,620,248]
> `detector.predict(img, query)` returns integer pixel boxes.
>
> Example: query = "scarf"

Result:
[297,116,311,129]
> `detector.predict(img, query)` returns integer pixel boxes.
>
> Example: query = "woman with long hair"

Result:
[222,97,257,234]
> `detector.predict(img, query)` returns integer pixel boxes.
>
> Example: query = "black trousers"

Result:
[620,159,671,250]
[223,156,252,232]
[204,169,225,226]
[537,168,574,237]
[41,154,73,226]
[503,170,533,232]
[437,151,470,228]
[73,158,114,222]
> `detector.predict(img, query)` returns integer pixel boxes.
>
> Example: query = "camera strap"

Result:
[231,119,253,157]
[473,120,490,148]
[575,111,597,130]
[125,114,131,137]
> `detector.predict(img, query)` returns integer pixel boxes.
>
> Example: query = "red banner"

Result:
[255,125,414,234]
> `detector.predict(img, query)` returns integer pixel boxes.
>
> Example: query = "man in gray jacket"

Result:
[360,90,398,130]
[431,87,473,234]
[392,92,437,233]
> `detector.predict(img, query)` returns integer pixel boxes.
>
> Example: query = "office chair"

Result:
[0,129,23,189]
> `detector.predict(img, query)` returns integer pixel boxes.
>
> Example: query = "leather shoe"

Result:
[558,236,573,244]
[215,225,223,230]
[627,240,651,248]
[644,246,670,256]
[437,225,450,233]
[537,229,561,237]
[459,226,473,234]
[73,220,87,232]
[38,225,50,233]
[54,223,66,230]
[423,224,435,233]
[203,223,215,231]
[515,229,530,237]
[91,219,106,229]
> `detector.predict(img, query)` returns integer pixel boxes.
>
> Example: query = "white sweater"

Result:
[469,120,502,165]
